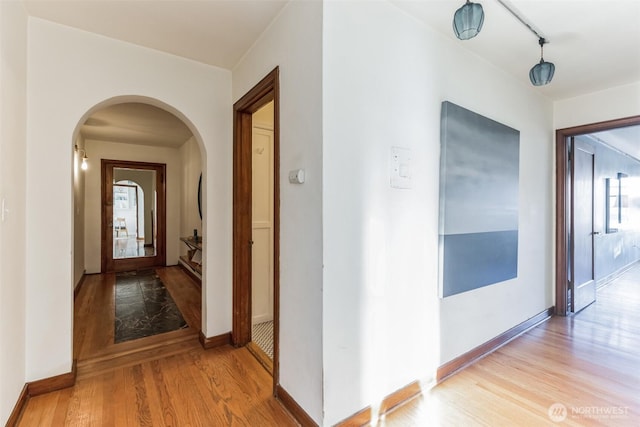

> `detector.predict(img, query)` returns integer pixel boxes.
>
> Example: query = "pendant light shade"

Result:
[453,1,484,40]
[529,38,555,86]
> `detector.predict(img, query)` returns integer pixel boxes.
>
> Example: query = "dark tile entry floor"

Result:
[114,269,187,343]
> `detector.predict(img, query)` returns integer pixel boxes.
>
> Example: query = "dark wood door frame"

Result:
[114,183,140,239]
[101,159,167,272]
[232,68,280,390]
[555,115,640,316]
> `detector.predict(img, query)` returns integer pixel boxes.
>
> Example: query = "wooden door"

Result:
[571,138,596,312]
[251,125,274,325]
[102,159,166,272]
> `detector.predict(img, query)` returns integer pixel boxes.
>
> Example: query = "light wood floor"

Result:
[19,266,296,426]
[17,265,640,426]
[383,265,640,426]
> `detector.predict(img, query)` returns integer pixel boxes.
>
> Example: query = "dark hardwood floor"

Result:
[382,264,640,426]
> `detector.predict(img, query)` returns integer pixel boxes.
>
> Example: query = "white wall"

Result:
[232,0,324,422]
[322,1,554,424]
[554,81,640,129]
[84,140,183,272]
[26,18,232,381]
[180,136,202,250]
[0,1,27,424]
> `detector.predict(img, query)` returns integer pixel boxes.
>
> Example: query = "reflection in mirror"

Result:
[606,173,630,233]
[113,168,157,259]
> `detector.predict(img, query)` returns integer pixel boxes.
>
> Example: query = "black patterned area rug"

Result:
[114,269,188,343]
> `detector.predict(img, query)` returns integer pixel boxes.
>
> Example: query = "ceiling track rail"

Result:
[495,0,547,42]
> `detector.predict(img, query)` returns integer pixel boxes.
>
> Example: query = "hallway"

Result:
[17,267,295,426]
[383,263,640,426]
[73,267,201,365]
[14,264,640,425]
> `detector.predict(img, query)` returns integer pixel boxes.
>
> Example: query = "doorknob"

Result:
[592,231,601,235]
[249,240,254,245]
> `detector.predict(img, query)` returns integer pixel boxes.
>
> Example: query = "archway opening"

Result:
[72,97,206,363]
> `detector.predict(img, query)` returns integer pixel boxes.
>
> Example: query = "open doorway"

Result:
[73,100,204,366]
[555,115,640,315]
[248,101,275,369]
[233,68,280,389]
[101,159,166,272]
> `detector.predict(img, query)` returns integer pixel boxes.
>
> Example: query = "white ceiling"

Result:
[80,103,193,148]
[589,124,640,159]
[23,0,289,70]
[391,0,640,100]
[24,0,639,152]
[24,0,640,101]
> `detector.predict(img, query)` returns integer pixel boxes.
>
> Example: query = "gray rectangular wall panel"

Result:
[439,101,520,297]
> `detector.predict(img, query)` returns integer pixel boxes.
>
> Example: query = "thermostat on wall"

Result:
[289,169,305,184]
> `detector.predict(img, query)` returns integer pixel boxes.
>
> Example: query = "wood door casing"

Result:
[555,115,640,316]
[233,67,280,393]
[101,159,166,272]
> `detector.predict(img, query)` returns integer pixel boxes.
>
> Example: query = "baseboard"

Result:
[7,362,78,426]
[178,260,202,285]
[27,360,77,397]
[73,272,88,300]
[276,385,317,427]
[198,331,231,349]
[437,307,554,382]
[335,381,423,426]
[336,407,371,427]
[6,384,28,427]
[597,260,640,289]
[379,381,422,415]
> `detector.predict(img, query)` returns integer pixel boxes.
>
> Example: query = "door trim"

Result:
[555,115,640,316]
[232,67,280,391]
[101,159,167,272]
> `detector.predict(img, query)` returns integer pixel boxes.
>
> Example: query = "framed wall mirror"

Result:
[198,172,203,220]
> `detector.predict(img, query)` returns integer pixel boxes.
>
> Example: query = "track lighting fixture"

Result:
[453,0,484,40]
[529,37,555,86]
[454,0,557,86]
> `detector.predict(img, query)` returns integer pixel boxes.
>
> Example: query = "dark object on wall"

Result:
[439,101,520,297]
[198,173,203,220]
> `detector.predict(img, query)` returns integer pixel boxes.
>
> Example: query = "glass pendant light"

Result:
[453,0,484,40]
[529,38,555,86]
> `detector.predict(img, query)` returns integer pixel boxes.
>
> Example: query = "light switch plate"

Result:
[391,147,412,189]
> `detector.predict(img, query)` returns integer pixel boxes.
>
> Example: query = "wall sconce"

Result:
[75,145,88,170]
